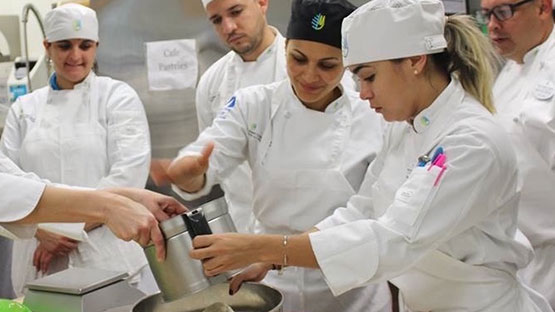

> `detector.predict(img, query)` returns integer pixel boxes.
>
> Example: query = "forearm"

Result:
[258,233,319,269]
[18,186,109,224]
[106,187,140,202]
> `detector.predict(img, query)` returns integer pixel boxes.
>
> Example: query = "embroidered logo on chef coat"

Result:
[420,116,430,127]
[217,96,237,120]
[312,14,326,30]
[18,107,36,123]
[226,96,237,108]
[342,36,349,58]
[247,123,262,141]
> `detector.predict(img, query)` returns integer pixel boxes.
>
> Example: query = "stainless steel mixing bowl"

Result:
[132,283,283,312]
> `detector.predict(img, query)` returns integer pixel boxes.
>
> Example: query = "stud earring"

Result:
[414,70,418,75]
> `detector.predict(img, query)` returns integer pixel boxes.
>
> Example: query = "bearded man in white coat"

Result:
[192,0,288,233]
[480,0,555,307]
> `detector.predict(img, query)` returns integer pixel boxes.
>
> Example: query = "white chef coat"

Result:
[175,79,391,312]
[195,28,287,234]
[0,72,151,295]
[310,79,552,311]
[493,28,555,309]
[0,173,45,240]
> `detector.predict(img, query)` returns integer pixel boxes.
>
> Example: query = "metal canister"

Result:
[144,195,236,301]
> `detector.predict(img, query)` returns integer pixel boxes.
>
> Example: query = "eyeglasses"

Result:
[478,0,535,23]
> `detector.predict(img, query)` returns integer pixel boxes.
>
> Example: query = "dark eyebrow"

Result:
[352,65,370,75]
[227,4,242,12]
[292,49,306,57]
[209,4,243,22]
[209,13,220,22]
[319,57,340,61]
[291,49,340,61]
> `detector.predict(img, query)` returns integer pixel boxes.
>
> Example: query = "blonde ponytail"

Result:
[433,15,501,113]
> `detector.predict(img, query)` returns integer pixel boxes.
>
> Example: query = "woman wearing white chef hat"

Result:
[0,3,154,295]
[186,0,554,310]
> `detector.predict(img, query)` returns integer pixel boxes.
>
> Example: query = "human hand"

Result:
[149,158,173,186]
[228,263,272,295]
[109,188,188,222]
[33,244,56,274]
[34,228,79,255]
[101,192,166,261]
[189,233,263,276]
[167,142,215,192]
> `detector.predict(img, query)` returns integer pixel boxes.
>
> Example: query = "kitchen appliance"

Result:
[132,282,283,312]
[6,55,48,103]
[22,268,145,312]
[144,193,237,302]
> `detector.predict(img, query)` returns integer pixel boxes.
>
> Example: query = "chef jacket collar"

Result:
[287,80,349,114]
[49,71,95,92]
[49,73,61,90]
[522,27,555,65]
[412,77,458,134]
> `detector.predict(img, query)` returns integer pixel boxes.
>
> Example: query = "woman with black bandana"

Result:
[162,0,391,311]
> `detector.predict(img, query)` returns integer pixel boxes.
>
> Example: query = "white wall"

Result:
[2,0,57,58]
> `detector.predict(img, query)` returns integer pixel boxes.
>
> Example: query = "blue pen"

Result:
[431,146,444,164]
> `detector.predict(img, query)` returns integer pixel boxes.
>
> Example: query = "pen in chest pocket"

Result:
[431,154,447,186]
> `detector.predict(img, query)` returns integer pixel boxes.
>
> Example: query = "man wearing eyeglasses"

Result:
[481,0,555,308]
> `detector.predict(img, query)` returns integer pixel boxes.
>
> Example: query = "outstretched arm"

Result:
[189,231,320,276]
[13,185,186,261]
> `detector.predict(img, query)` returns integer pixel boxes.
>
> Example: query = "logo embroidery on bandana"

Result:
[311,13,326,30]
[73,19,82,31]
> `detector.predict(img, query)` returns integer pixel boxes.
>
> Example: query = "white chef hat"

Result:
[201,0,215,8]
[44,3,99,43]
[341,0,447,67]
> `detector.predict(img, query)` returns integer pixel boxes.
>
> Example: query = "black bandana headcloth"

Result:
[286,0,357,49]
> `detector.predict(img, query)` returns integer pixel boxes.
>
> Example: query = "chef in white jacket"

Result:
[187,0,554,311]
[0,4,153,295]
[480,0,555,307]
[193,0,288,233]
[0,172,185,260]
[164,1,391,311]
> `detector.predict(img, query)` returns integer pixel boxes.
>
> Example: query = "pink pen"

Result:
[434,166,446,186]
[433,154,447,186]
[428,153,445,171]
[434,154,446,167]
